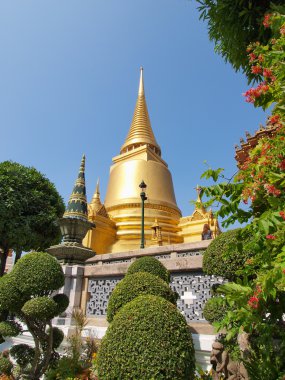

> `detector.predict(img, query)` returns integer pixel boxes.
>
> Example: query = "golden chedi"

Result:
[84,68,219,254]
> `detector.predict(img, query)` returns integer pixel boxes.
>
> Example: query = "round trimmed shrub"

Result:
[0,356,13,375]
[203,228,252,280]
[22,297,58,320]
[203,297,229,324]
[0,321,22,337]
[107,272,177,322]
[10,344,35,367]
[98,295,195,380]
[0,274,24,312]
[50,327,64,349]
[127,256,170,283]
[53,293,69,315]
[11,252,65,298]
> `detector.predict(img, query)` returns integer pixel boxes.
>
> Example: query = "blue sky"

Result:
[0,1,269,224]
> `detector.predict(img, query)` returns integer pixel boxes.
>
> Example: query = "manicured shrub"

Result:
[10,344,35,367]
[107,272,177,322]
[53,293,69,315]
[44,356,82,380]
[202,228,252,280]
[22,297,58,320]
[0,321,22,337]
[127,256,170,283]
[10,252,65,298]
[203,296,229,324]
[0,357,13,375]
[0,275,24,312]
[98,295,195,380]
[50,327,64,349]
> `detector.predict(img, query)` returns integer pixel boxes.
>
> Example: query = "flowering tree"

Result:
[200,12,285,379]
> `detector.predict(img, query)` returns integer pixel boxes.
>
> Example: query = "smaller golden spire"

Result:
[89,178,109,219]
[94,178,100,199]
[195,185,206,213]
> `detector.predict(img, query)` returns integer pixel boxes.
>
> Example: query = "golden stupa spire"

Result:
[195,185,206,213]
[120,67,161,156]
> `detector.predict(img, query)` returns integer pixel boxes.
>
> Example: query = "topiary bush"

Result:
[98,295,195,380]
[49,327,64,349]
[202,228,252,280]
[10,251,65,299]
[53,293,69,315]
[127,256,170,283]
[0,321,22,337]
[22,297,58,320]
[10,344,35,367]
[203,296,229,324]
[107,272,177,322]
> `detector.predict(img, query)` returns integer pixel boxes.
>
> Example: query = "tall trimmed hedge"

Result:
[98,295,195,380]
[107,272,177,322]
[203,296,229,324]
[202,228,252,280]
[127,256,170,283]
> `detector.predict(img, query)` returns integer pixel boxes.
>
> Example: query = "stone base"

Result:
[47,242,95,264]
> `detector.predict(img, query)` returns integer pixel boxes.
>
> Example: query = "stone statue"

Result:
[210,334,249,380]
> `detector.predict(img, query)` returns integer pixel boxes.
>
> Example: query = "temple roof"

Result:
[63,155,88,221]
[120,67,161,156]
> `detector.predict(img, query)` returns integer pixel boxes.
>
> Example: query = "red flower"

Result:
[271,38,277,45]
[263,14,272,28]
[280,25,285,36]
[279,160,285,171]
[264,184,281,196]
[249,53,257,62]
[251,65,262,74]
[266,234,276,240]
[243,82,269,103]
[248,296,259,309]
[269,115,280,124]
[279,211,285,221]
[282,269,285,274]
[263,68,273,78]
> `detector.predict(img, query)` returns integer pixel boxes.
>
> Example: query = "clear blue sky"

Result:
[0,1,269,223]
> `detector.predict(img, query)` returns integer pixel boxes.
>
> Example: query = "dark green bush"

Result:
[0,321,22,337]
[98,295,195,380]
[10,344,35,367]
[22,296,58,320]
[53,293,69,315]
[203,297,229,324]
[107,272,177,322]
[203,228,252,280]
[0,356,13,375]
[11,252,65,299]
[127,256,170,283]
[0,274,24,312]
[50,327,64,349]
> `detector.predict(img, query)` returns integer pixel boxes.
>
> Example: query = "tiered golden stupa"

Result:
[84,68,219,253]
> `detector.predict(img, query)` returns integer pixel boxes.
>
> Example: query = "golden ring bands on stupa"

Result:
[83,68,220,254]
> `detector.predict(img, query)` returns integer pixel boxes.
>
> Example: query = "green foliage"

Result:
[203,296,228,324]
[199,14,285,377]
[44,357,82,380]
[0,252,68,380]
[126,256,170,283]
[98,295,195,380]
[203,228,252,280]
[107,272,177,322]
[22,297,58,320]
[0,161,65,275]
[0,361,12,377]
[53,293,69,315]
[196,0,285,77]
[10,344,35,367]
[0,321,22,337]
[0,274,24,312]
[48,327,64,350]
[11,251,65,299]
[0,356,13,375]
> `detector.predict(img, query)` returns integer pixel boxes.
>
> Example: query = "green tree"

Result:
[0,161,65,276]
[0,251,69,380]
[196,0,285,78]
